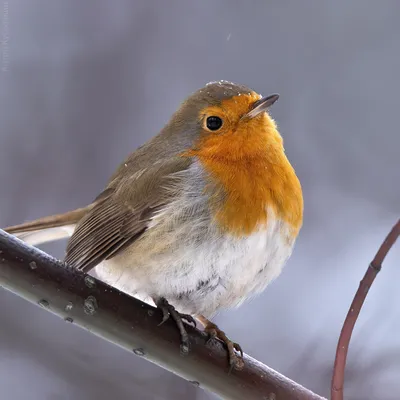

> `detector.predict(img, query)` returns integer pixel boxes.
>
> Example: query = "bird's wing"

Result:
[65,156,192,273]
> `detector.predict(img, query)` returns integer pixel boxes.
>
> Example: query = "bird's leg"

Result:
[154,297,196,355]
[197,315,244,370]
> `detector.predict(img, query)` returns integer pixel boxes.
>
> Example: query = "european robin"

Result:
[5,81,303,368]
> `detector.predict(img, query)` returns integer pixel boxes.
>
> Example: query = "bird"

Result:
[4,81,303,369]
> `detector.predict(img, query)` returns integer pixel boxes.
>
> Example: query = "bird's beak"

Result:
[245,94,279,119]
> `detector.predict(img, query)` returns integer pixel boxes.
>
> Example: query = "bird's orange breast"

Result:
[183,95,303,238]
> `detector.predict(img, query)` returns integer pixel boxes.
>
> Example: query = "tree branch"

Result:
[331,219,400,400]
[0,229,325,400]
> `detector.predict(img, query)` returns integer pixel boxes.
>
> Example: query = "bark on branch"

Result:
[331,219,400,400]
[0,229,325,400]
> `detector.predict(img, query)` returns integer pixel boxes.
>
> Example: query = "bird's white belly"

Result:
[94,208,295,317]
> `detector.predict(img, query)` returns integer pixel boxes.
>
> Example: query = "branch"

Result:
[0,229,325,400]
[331,219,400,400]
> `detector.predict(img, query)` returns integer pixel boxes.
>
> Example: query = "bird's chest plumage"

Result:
[94,161,298,317]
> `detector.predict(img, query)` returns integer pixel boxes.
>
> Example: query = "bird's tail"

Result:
[4,206,91,246]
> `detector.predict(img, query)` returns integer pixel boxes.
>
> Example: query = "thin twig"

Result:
[331,219,400,400]
[0,229,326,400]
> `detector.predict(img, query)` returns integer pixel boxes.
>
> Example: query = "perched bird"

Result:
[5,81,303,368]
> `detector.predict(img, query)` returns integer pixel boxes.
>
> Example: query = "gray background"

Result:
[1,1,399,399]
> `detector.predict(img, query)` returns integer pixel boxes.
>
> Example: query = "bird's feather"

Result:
[64,156,193,273]
[4,207,90,246]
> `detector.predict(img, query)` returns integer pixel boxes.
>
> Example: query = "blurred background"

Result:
[1,1,399,399]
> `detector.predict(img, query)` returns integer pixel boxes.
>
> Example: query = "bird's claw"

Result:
[158,305,196,327]
[156,298,195,355]
[205,324,244,371]
[233,342,243,358]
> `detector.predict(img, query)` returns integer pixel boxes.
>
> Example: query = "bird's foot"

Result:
[203,320,244,371]
[155,297,196,355]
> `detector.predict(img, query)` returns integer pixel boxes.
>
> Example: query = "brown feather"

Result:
[5,206,90,234]
[64,157,192,273]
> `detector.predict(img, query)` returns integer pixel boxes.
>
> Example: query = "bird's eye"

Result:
[206,116,223,131]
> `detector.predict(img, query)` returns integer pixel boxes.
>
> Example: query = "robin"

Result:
[5,81,303,368]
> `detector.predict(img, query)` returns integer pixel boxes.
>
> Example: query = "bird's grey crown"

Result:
[199,80,255,102]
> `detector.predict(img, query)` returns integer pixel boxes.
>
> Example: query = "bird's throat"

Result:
[183,130,303,238]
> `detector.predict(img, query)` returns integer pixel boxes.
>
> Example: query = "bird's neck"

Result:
[184,132,303,238]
